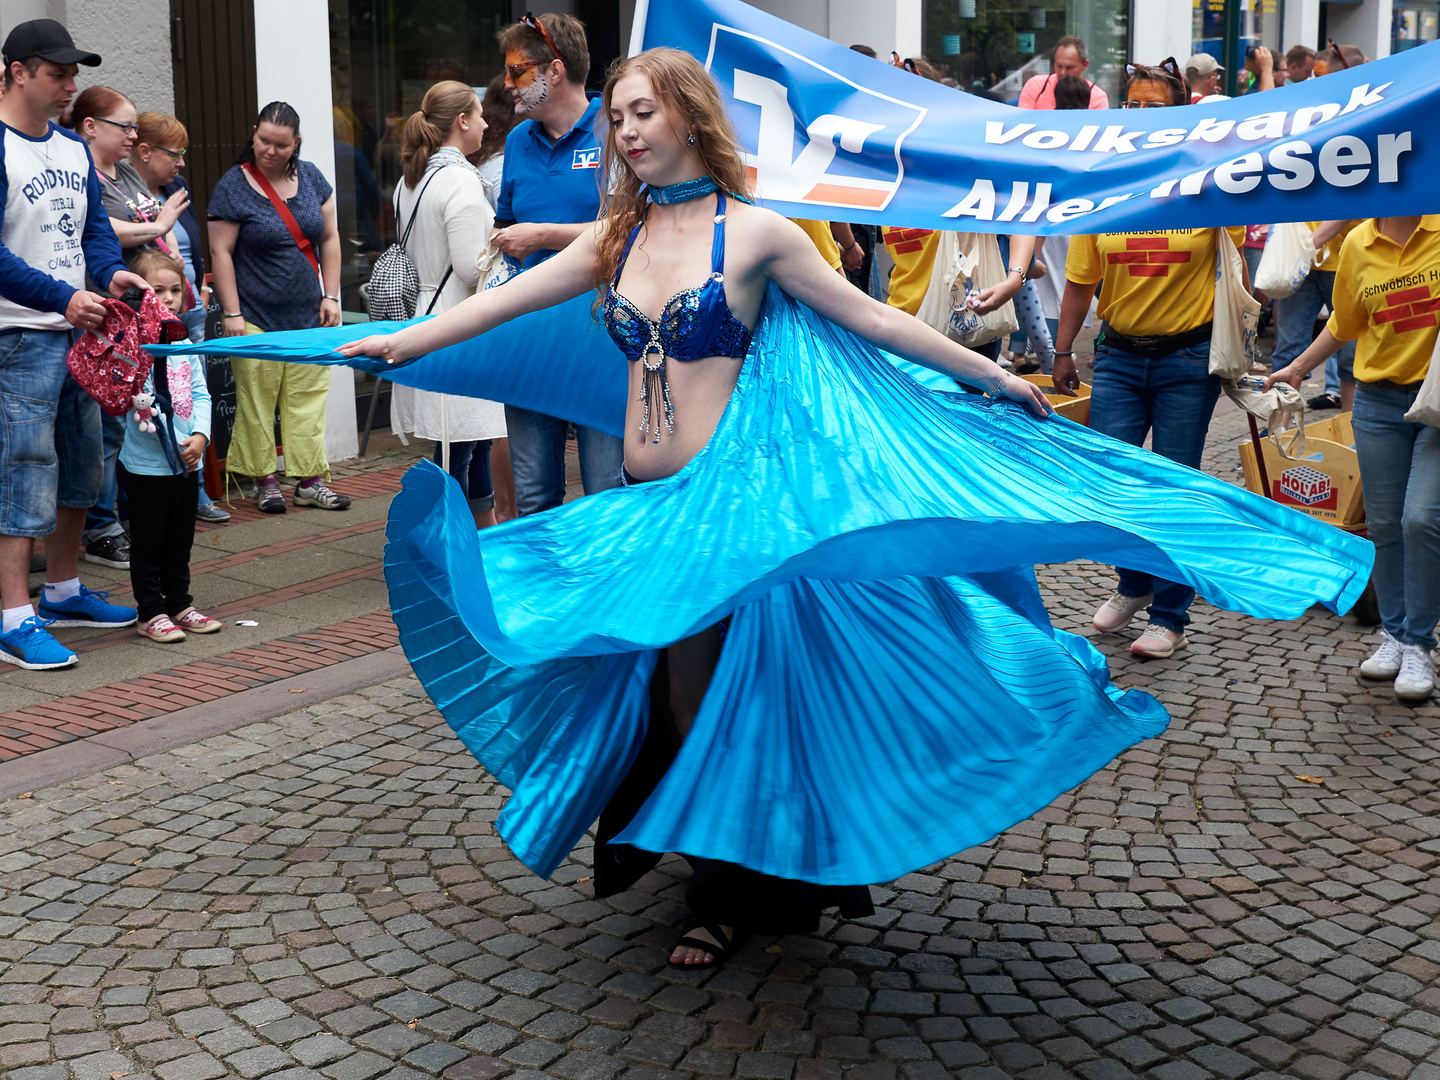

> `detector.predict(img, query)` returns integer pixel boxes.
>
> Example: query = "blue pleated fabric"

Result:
[379,283,1373,887]
[151,293,629,438]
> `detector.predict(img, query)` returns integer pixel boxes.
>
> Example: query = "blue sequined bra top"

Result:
[603,191,754,441]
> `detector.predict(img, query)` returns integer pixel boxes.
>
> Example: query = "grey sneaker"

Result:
[256,480,286,514]
[294,480,352,510]
[84,533,131,569]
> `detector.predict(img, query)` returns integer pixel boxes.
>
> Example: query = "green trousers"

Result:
[226,321,331,482]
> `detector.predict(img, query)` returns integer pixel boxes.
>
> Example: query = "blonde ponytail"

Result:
[401,80,479,189]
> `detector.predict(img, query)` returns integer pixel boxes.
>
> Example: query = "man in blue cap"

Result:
[0,18,151,670]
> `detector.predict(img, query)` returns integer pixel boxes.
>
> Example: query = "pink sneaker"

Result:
[1130,623,1186,659]
[175,608,222,634]
[138,614,186,643]
[1093,591,1152,633]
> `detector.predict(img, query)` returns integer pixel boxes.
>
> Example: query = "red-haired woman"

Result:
[330,49,1366,968]
[68,86,193,568]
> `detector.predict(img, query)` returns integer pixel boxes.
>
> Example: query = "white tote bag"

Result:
[1403,332,1440,428]
[914,232,1020,347]
[914,231,962,332]
[1253,221,1322,298]
[477,244,522,292]
[1210,229,1263,382]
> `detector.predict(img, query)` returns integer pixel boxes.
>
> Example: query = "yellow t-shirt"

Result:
[1307,220,1358,273]
[791,219,842,270]
[1326,215,1440,385]
[1066,227,1246,338]
[883,227,938,316]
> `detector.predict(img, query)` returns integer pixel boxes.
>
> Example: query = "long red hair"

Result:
[592,48,751,293]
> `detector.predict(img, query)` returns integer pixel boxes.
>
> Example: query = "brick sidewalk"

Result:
[0,442,425,755]
[0,434,585,763]
[0,613,397,759]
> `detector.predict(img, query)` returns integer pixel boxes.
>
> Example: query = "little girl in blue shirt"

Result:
[123,249,223,642]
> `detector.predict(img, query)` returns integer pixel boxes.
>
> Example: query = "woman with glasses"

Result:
[1052,59,1248,660]
[131,112,230,524]
[65,86,195,571]
[67,88,189,260]
[130,114,202,335]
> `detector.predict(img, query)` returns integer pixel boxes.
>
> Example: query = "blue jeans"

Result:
[83,411,127,544]
[433,439,494,510]
[1272,270,1355,390]
[1089,337,1223,632]
[0,331,102,537]
[1352,382,1440,650]
[503,405,622,516]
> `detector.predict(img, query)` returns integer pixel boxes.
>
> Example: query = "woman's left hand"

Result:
[320,297,341,328]
[338,330,416,364]
[971,273,1022,315]
[997,372,1055,418]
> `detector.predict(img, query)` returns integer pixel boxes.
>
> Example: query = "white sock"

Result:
[43,577,81,603]
[2,605,36,634]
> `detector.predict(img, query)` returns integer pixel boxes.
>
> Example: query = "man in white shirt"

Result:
[0,19,150,670]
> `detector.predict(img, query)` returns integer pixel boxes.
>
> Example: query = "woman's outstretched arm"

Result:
[340,222,602,363]
[759,213,1053,417]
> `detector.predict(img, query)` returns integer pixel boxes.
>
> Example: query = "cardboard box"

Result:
[1021,374,1091,425]
[1238,412,1364,528]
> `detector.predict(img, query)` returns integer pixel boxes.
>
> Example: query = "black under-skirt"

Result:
[592,650,874,936]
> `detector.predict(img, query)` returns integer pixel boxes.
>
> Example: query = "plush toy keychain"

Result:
[131,390,159,433]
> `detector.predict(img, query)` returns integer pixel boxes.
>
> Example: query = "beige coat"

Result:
[390,160,507,442]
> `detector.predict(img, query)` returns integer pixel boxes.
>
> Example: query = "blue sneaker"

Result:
[0,616,78,670]
[37,584,138,628]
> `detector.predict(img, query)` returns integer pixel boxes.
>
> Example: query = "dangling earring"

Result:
[686,131,696,146]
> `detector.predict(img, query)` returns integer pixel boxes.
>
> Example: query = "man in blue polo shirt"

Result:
[491,13,621,516]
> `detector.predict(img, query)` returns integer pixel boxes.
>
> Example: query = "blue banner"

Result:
[640,0,1440,234]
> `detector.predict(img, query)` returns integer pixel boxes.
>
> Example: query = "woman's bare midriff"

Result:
[623,352,745,480]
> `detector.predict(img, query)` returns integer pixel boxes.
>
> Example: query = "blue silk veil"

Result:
[166,285,1373,887]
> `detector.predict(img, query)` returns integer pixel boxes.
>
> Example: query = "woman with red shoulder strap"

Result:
[207,101,349,514]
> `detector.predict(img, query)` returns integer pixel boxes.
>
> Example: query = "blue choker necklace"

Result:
[648,175,719,204]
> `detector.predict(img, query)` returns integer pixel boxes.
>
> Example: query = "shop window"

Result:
[1393,3,1440,52]
[328,0,511,319]
[1192,0,1284,93]
[921,0,1130,106]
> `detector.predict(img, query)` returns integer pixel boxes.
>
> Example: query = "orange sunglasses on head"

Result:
[506,12,562,80]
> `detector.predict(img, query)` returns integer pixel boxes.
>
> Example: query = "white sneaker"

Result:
[1395,644,1435,702]
[1130,623,1186,659]
[1093,591,1153,633]
[1359,630,1403,679]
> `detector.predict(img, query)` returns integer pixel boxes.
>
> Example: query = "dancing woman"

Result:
[337,49,1369,968]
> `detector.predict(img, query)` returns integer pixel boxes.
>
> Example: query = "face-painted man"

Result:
[490,14,624,517]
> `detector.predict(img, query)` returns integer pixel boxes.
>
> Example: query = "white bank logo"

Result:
[704,26,926,212]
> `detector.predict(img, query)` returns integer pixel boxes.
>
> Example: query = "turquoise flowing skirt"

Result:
[376,285,1371,886]
[166,286,1372,886]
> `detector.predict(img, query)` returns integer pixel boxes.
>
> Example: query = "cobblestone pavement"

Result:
[3,388,1438,1080]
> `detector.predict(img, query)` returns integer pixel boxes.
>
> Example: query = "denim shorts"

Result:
[0,329,102,537]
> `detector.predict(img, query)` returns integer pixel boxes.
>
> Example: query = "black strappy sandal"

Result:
[668,919,734,969]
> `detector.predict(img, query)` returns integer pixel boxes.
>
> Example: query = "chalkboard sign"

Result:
[206,355,237,461]
[203,303,237,460]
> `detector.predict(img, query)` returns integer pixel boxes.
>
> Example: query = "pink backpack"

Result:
[66,292,187,416]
